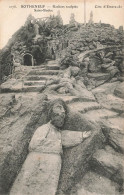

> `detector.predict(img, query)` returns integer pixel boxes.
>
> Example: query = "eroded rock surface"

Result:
[0,93,48,193]
[0,58,123,195]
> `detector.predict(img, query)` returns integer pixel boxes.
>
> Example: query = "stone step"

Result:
[24,81,46,86]
[92,81,120,95]
[88,73,110,81]
[106,117,124,132]
[91,81,124,114]
[26,75,58,81]
[23,86,45,92]
[94,93,124,114]
[74,171,120,195]
[47,90,96,102]
[31,65,60,71]
[77,88,96,101]
[1,83,45,93]
[31,65,46,69]
[90,146,124,189]
[83,109,119,122]
[58,87,95,102]
[101,117,124,154]
[46,65,60,70]
[47,94,96,104]
[28,70,60,76]
[114,82,124,99]
[47,60,59,65]
[21,85,45,92]
[68,102,101,113]
[57,124,104,195]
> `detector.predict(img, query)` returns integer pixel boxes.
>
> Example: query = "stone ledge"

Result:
[90,146,124,190]
[101,120,124,154]
[57,116,105,194]
[0,95,48,194]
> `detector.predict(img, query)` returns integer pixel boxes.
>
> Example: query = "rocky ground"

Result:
[0,59,124,195]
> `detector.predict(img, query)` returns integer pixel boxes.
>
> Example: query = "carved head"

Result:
[48,99,68,128]
[71,66,80,77]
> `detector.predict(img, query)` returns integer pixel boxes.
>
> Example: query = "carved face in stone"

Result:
[51,103,66,128]
[71,67,80,77]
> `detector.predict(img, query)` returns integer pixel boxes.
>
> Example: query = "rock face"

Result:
[74,171,120,195]
[0,92,105,195]
[114,82,124,99]
[57,125,105,195]
[102,124,124,154]
[90,146,124,191]
[0,93,48,193]
[0,56,124,195]
[92,82,124,114]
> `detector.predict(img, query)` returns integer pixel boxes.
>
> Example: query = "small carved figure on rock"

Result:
[88,11,94,25]
[101,60,120,81]
[44,66,88,97]
[34,23,40,35]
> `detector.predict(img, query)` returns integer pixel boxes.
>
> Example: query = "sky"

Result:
[0,0,124,49]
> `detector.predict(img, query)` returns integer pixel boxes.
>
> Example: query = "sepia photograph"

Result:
[0,0,124,194]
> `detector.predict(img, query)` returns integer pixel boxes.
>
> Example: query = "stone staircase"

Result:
[23,60,61,92]
[55,81,123,195]
[0,60,60,93]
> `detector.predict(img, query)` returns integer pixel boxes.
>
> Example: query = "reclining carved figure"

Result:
[10,99,91,195]
[44,66,88,96]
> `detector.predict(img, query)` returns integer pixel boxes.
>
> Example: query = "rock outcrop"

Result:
[0,93,48,193]
[0,13,124,195]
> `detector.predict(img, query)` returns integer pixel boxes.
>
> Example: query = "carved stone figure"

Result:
[34,23,40,35]
[69,13,76,25]
[88,11,93,25]
[10,99,91,195]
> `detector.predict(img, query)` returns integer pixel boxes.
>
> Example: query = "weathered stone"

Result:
[83,109,118,123]
[1,82,45,93]
[26,75,57,81]
[106,117,124,131]
[89,45,95,50]
[24,81,46,86]
[46,65,60,70]
[57,111,105,194]
[86,38,92,43]
[47,94,93,104]
[88,61,101,73]
[90,146,124,187]
[73,171,120,195]
[0,94,48,193]
[71,27,78,31]
[77,47,86,52]
[92,82,120,96]
[68,101,101,113]
[0,16,123,195]
[101,119,124,154]
[92,81,124,113]
[71,50,79,55]
[88,73,110,81]
[28,70,60,75]
[118,26,123,32]
[102,94,124,113]
[114,82,124,99]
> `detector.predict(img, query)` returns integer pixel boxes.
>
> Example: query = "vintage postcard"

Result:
[0,0,124,195]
